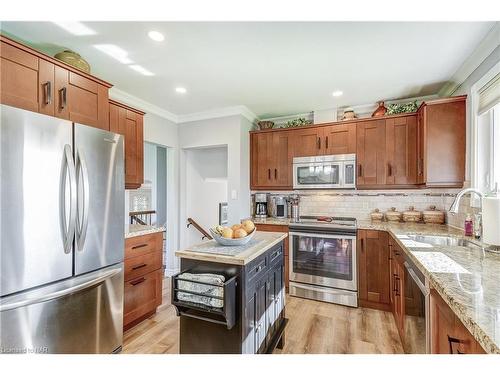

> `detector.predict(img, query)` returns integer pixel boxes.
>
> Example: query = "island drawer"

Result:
[125,232,163,259]
[246,254,268,287]
[124,250,162,281]
[171,270,237,330]
[269,243,284,267]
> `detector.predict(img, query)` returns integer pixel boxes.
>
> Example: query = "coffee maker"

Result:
[254,193,268,218]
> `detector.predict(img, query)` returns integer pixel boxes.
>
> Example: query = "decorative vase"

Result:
[342,108,356,121]
[54,50,91,73]
[371,101,387,117]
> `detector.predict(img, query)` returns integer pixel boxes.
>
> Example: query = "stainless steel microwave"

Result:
[292,154,356,189]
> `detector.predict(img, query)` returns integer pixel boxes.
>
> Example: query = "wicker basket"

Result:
[257,121,274,130]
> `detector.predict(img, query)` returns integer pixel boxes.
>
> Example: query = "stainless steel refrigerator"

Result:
[0,104,125,354]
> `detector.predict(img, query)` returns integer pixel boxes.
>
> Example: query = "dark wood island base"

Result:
[173,237,287,354]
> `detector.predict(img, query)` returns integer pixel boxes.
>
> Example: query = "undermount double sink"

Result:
[405,234,481,249]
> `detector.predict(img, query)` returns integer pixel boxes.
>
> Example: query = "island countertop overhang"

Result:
[175,232,288,265]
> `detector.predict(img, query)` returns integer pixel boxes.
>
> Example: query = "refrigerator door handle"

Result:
[0,267,121,312]
[60,144,77,254]
[75,148,90,252]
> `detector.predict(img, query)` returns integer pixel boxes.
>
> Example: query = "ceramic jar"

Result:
[342,108,356,121]
[386,207,402,222]
[422,205,445,224]
[403,206,422,223]
[370,208,384,221]
[371,101,387,117]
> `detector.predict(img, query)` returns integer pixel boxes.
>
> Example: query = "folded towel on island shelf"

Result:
[176,273,226,309]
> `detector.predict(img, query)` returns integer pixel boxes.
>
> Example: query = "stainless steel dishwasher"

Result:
[403,258,430,354]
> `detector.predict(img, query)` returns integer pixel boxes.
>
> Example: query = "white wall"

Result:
[185,147,228,246]
[178,115,252,255]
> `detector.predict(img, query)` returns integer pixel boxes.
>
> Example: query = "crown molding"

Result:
[109,87,179,123]
[177,105,259,124]
[439,22,500,97]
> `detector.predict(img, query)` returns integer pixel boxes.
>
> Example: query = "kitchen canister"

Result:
[386,207,402,222]
[402,206,422,223]
[370,209,384,221]
[422,205,445,224]
[482,183,500,246]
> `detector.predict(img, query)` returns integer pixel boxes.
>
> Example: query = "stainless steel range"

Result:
[289,216,358,307]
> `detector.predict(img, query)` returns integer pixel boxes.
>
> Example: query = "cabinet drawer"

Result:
[246,255,268,286]
[125,232,162,259]
[124,269,162,327]
[124,250,162,281]
[269,244,284,267]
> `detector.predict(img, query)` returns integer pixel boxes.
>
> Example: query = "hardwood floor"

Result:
[122,278,404,354]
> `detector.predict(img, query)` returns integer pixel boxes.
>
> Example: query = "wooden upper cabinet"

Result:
[357,229,391,311]
[417,96,466,187]
[356,119,386,187]
[385,115,417,185]
[322,123,356,154]
[0,35,112,130]
[109,100,145,189]
[290,127,322,157]
[0,40,39,112]
[250,131,292,189]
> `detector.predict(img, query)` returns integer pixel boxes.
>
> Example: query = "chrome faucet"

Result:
[448,188,484,213]
[448,188,484,239]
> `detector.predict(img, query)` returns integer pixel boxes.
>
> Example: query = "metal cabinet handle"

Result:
[448,335,464,354]
[395,276,401,296]
[59,87,67,109]
[130,277,146,286]
[132,243,148,250]
[274,168,277,179]
[255,265,262,273]
[271,249,282,260]
[268,168,271,180]
[317,137,321,150]
[325,136,329,149]
[358,164,363,177]
[388,163,392,177]
[360,238,365,252]
[44,81,52,105]
[132,263,147,270]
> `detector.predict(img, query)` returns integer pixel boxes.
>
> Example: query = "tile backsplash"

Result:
[251,189,480,230]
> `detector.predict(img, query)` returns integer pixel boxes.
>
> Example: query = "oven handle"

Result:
[404,261,429,295]
[289,231,356,240]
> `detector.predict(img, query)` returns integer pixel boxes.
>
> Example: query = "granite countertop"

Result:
[253,217,292,225]
[175,231,288,265]
[358,220,500,354]
[125,224,166,239]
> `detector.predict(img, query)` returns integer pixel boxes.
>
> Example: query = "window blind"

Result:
[478,73,500,115]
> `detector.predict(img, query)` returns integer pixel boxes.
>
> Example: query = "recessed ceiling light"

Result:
[175,87,187,94]
[129,65,154,76]
[53,21,96,36]
[148,31,165,42]
[332,91,343,97]
[94,44,133,64]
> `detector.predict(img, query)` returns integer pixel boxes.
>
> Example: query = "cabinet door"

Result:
[256,281,267,351]
[323,123,356,154]
[244,289,257,354]
[290,127,323,157]
[0,41,39,112]
[430,289,459,354]
[125,111,140,188]
[272,131,292,188]
[250,132,274,188]
[386,116,417,185]
[356,120,386,186]
[358,230,390,309]
[416,108,426,184]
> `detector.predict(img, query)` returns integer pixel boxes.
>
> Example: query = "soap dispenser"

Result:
[482,183,500,246]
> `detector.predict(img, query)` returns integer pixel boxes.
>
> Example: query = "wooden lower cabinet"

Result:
[357,229,391,311]
[109,100,145,189]
[430,289,485,354]
[254,224,289,290]
[124,232,164,330]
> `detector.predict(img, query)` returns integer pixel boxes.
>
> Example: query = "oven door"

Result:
[289,231,357,291]
[293,161,341,189]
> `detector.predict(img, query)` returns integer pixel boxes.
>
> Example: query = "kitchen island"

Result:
[174,231,288,354]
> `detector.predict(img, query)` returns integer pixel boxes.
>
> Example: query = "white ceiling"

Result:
[0,22,495,118]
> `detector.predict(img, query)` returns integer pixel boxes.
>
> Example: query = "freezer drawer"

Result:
[0,264,124,354]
